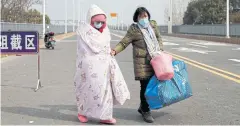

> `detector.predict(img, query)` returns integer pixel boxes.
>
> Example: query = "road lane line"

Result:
[167,52,240,79]
[172,56,240,84]
[163,42,179,46]
[111,40,121,42]
[111,33,240,83]
[191,41,232,46]
[57,40,77,42]
[232,48,240,50]
[188,43,208,48]
[112,33,123,38]
[171,47,216,54]
[229,59,240,63]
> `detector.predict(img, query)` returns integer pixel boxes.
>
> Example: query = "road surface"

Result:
[1,31,240,125]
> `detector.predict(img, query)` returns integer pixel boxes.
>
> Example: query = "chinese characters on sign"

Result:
[0,31,39,54]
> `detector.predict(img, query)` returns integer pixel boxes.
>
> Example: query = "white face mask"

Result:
[138,18,149,28]
[93,22,104,29]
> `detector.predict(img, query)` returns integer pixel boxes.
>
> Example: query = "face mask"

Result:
[139,18,149,28]
[94,22,104,29]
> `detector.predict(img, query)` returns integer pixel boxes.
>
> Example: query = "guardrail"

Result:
[2,23,240,37]
[109,24,240,37]
[1,22,76,37]
[159,24,240,37]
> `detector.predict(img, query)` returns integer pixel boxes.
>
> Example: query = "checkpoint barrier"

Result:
[1,32,76,58]
[0,31,76,91]
[0,31,42,92]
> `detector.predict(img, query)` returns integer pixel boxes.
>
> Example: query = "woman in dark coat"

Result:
[111,7,164,123]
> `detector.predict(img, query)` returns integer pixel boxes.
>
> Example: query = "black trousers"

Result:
[140,79,150,112]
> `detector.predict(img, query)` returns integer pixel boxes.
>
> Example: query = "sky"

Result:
[32,0,189,25]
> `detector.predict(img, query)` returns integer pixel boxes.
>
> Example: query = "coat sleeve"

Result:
[151,20,164,51]
[113,24,134,54]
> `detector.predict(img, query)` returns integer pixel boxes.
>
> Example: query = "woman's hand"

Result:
[110,49,116,56]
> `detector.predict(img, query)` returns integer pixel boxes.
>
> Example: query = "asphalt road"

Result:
[112,30,240,75]
[1,32,240,125]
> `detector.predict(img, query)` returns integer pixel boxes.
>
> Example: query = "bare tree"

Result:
[164,0,184,25]
[164,0,193,25]
[1,0,42,22]
[164,8,168,25]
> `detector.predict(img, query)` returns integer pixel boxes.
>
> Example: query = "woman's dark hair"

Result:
[133,7,151,22]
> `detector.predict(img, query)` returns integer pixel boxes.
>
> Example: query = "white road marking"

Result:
[111,40,121,42]
[172,47,216,54]
[29,121,34,124]
[229,59,240,63]
[232,48,240,50]
[58,40,122,42]
[57,40,77,42]
[163,42,179,46]
[191,42,232,46]
[111,33,124,38]
[188,43,208,48]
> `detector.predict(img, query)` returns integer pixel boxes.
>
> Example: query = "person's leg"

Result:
[140,80,150,112]
[138,79,154,123]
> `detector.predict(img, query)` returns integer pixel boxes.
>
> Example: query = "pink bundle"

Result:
[150,52,174,80]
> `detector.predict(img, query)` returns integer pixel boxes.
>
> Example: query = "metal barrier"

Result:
[159,24,240,37]
[109,24,240,37]
[1,22,77,37]
[2,23,240,37]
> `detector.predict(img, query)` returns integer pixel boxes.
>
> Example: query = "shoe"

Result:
[100,118,116,125]
[138,107,154,123]
[78,114,88,123]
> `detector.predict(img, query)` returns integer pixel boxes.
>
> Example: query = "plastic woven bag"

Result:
[145,60,193,110]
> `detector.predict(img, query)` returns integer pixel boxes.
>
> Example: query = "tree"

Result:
[164,8,168,25]
[26,9,51,24]
[1,0,51,24]
[183,0,226,24]
[183,0,240,24]
[27,9,40,23]
[230,0,240,10]
[45,15,51,24]
[230,12,240,23]
[183,0,201,24]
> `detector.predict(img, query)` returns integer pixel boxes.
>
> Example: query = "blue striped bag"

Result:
[145,60,193,110]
